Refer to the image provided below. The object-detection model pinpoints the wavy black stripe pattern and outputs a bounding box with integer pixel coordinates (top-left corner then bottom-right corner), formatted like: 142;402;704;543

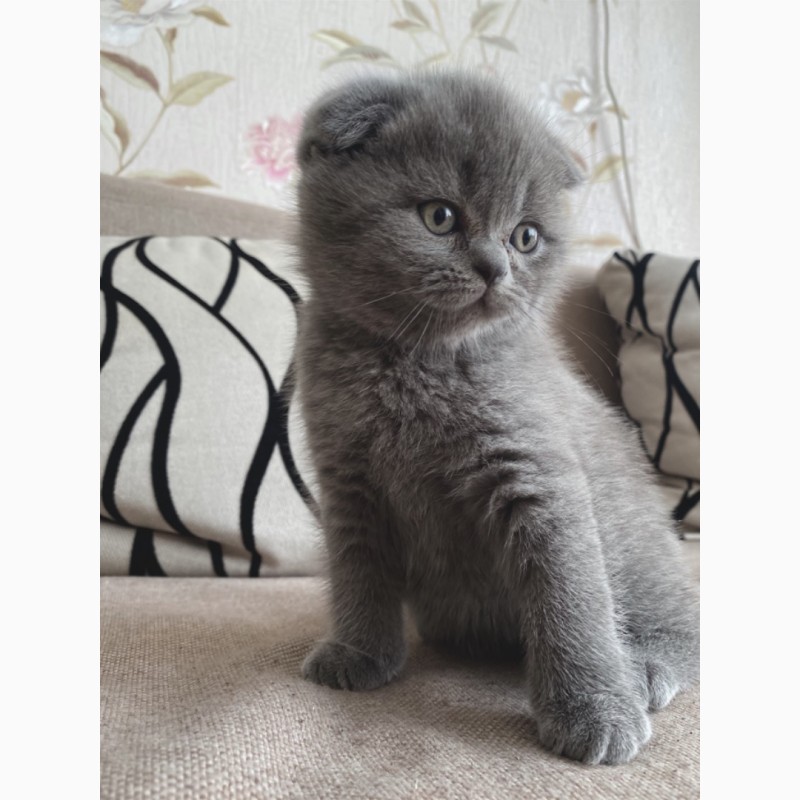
673;480;700;528
101;366;166;525
135;238;275;577
222;240;319;518
102;240;227;576
100;236;316;577
100;240;131;369
212;241;240;313
613;251;700;523
129;528;167;576
616;251;657;337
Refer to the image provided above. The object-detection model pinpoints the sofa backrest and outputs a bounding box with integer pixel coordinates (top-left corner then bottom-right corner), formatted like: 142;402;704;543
100;175;620;405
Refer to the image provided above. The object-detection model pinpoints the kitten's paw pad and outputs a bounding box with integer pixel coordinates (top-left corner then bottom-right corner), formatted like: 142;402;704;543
534;692;652;766
301;640;404;691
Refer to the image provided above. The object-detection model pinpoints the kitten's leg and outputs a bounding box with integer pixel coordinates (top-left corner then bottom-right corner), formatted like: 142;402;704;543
493;464;651;765
589;476;699;711
587;434;700;711
618;541;700;711
302;486;406;691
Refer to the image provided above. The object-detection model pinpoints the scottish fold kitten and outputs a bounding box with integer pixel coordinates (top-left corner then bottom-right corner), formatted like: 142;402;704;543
294;71;698;765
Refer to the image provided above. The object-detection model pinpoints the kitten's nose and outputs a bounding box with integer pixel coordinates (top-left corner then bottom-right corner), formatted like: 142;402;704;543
471;241;509;287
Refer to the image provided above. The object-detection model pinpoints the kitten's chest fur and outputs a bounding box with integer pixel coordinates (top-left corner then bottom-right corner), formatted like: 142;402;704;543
298;311;571;523
306;333;497;470
374;349;486;442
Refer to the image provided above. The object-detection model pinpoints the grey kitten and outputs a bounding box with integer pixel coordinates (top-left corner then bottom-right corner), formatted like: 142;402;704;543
293;70;698;766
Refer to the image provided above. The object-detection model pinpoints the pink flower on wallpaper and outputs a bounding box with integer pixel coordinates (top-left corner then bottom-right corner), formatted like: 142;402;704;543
243;114;302;185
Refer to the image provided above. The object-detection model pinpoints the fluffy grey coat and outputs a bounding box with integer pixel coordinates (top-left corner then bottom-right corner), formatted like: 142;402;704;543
293;70;698;766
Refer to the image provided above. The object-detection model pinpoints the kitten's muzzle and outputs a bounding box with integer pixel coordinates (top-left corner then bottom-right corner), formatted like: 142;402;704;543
471;240;510;288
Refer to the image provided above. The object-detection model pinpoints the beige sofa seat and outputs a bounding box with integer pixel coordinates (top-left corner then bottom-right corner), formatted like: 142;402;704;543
100;176;698;798
101;568;698;800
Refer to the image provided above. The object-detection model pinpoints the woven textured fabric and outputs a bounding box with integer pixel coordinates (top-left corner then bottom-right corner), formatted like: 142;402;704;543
596;251;700;529
101;543;699;800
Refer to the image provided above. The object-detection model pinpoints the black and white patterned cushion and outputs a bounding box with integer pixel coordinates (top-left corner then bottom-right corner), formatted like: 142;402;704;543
100;236;321;576
596;250;700;530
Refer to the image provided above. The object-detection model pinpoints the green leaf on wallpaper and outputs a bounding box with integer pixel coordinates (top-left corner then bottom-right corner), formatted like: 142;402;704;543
127;170;219;189
164;27;178;53
100;90;130;156
392;20;429;34
321;45;397;69
168;72;233;106
478;35;518;53
604;103;629;120
312;29;364;51
470;2;505;34
402;1;432;28
101;51;160;94
591;154;624;183
191;5;230;26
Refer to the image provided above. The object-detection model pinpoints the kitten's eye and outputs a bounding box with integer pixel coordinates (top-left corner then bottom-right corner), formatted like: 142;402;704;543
420;202;457;235
510;223;540;253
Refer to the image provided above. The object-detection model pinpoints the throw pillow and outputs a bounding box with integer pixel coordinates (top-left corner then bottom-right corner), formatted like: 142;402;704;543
100;236;322;576
596;250;700;530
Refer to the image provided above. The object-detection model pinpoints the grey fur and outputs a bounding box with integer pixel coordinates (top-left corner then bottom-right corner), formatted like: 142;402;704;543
294;70;698;766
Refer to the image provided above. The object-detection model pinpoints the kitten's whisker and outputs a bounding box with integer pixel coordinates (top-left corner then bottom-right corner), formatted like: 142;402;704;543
344;286;422;311
386;301;423;341
386;300;426;344
516;307;607;394
560;299;619;322
563;324;620;362
409;307;435;357
393;301;428;343
574;363;604;396
562;325;616;377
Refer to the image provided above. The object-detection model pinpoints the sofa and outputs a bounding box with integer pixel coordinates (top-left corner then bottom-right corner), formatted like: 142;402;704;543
100;174;699;799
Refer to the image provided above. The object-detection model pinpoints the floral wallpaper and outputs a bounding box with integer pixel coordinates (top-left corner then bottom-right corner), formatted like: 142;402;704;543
101;1;233;187
100;0;699;261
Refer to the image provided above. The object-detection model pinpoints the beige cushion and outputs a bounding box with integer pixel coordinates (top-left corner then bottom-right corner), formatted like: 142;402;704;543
100;235;321;576
100;542;698;799
597;251;700;529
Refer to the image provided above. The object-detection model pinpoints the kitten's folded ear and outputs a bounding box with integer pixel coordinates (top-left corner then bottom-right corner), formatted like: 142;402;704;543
299;77;405;163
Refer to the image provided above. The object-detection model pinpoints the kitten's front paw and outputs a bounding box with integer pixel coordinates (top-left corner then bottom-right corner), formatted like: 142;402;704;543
629;631;699;711
534;691;652;766
302;640;405;691
641;661;682;711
